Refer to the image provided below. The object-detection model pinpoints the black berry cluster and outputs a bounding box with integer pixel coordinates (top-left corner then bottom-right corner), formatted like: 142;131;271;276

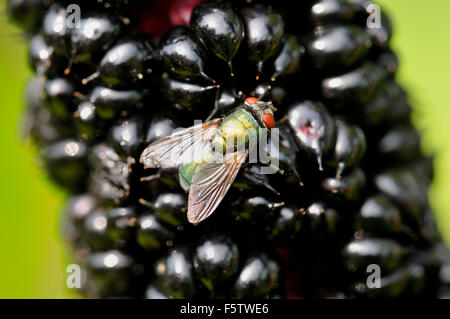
7;0;450;298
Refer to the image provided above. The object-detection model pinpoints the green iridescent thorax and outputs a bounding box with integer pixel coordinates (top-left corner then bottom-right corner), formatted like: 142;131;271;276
212;109;260;152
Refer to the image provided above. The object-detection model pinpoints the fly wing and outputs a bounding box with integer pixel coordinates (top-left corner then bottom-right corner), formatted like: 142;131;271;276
187;149;248;224
140;119;221;169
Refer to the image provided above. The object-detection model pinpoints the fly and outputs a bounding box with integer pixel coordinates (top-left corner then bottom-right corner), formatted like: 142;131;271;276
140;97;277;224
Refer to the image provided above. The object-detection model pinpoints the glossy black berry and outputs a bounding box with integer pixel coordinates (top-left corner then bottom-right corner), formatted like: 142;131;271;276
146;192;188;227
327;120;366;177
322;167;366;202
61;194;96;246
193;235;240;292
232;196;283;222
232;253;280;298
42;4;70;54
90;86;146;119
23;77;70;145
306;202;339;235
70;12;122;63
355;194;404;235
159;26;213;82
322;62;386;106
74;100;98;141
307;0;358;26
7;0;47;33
106;206;137;245
272;34;304;79
267;205;302;242
41;139;88;191
93;39;153;88
241;6;284;73
342;237;405;273
154;247;196;299
137;212;175;251
108;117;144;159
377;125;421;162
146;116;176;143
374;169;427;226
29;34;57;75
306;25;371;70
83;208;113;251
161;74;218;111
191;1;244;72
287;100;336;169
42;77;76;119
88;144;131;206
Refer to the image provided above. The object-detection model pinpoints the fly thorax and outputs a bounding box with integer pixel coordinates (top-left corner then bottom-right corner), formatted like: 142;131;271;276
213;109;260;153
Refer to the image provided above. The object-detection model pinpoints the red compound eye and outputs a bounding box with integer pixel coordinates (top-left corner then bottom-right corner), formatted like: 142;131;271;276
245;97;260;104
262;113;275;129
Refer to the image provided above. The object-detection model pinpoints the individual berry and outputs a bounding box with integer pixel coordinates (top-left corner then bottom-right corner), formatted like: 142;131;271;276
240;6;284;73
70;12;122;63
232;196;283;223
22;77;70;145
42;4;70;54
154;246;196;298
83;209;112;251
306;202;339;235
144;192;188;227
84;38;154;88
267;205;303;242
377;125;421;163
272;34;304;80
232;253;281;298
106;206;137;245
306;25;372;71
107;117;145;159
145;284;170;299
41;139;88;191
61;194;97;246
88;144;132;206
73;100;99;141
307;0;358;26
42;77;76;119
193;234;240;293
86;249;142;297
28;34;57;75
159;26;213;82
322;62;386;107
326;119;366;177
376;50;399;78
89;86;146;119
161;74;218;111
374;169;427;227
190;1;244;73
137;212;175;251
7;0;48;33
342;237;405;273
287;100;336;170
145;116;176;143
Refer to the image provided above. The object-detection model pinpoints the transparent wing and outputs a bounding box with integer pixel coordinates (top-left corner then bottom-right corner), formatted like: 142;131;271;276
187;149;248;224
140;119;221;169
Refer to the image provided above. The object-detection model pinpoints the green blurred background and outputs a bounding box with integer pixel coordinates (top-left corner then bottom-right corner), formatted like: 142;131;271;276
0;0;449;298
